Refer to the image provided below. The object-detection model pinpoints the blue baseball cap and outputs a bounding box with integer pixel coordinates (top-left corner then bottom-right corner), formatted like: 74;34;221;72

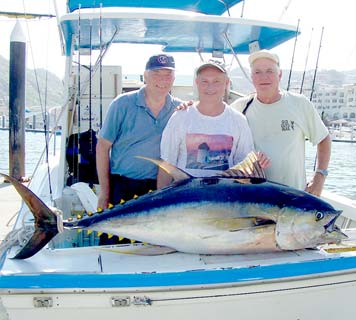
145;54;175;71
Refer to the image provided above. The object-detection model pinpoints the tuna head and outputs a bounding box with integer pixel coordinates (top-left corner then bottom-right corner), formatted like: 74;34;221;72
275;207;346;250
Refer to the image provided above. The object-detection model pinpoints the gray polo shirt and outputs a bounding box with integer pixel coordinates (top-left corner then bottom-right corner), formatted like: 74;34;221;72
99;87;182;179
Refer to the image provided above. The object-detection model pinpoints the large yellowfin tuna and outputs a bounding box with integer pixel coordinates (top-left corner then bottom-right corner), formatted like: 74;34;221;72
0;153;346;259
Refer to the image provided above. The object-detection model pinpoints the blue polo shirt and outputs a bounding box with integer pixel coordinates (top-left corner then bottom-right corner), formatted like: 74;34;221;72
99;87;182;179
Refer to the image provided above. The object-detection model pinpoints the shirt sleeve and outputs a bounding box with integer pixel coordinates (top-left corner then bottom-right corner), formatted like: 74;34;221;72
160;111;185;165
99;95;126;143
301;97;329;145
232;113;255;164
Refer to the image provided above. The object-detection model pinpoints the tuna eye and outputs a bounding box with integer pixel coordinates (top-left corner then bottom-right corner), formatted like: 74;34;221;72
315;212;324;221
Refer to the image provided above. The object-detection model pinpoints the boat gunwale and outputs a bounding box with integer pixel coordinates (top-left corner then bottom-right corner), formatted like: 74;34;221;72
1;251;356;291
0;264;356;295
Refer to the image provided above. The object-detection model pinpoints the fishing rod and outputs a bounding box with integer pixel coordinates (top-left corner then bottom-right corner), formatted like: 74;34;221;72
76;5;82;183
286;19;300;91
300;28;314;94
89;20;93;132
99;3;103;128
87;18;95;188
310;27;324;101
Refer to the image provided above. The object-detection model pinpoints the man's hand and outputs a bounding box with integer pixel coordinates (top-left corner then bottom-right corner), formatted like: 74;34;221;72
256;151;270;169
305;173;326;197
175;100;194;111
97;192;110;211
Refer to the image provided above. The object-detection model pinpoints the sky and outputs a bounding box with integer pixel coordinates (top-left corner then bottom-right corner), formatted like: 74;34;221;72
0;0;355;79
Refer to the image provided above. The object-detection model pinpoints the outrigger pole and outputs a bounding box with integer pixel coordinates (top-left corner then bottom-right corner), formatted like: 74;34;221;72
309;27;324;101
286;19;299;91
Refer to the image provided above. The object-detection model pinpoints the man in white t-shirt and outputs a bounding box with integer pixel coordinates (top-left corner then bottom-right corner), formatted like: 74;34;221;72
231;50;331;196
157;60;269;188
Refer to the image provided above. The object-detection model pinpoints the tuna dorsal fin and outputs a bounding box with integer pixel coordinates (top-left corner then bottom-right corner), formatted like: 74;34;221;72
137;157;191;183
220;151;266;179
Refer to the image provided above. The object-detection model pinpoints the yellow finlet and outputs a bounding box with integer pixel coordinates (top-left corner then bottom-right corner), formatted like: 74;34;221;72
119;236;124;241
130;239;136;244
97;231;103;237
97;207;103;213
87;230;93;235
120;199;125;204
108;203;114;209
133;194;139;199
107;233;114;239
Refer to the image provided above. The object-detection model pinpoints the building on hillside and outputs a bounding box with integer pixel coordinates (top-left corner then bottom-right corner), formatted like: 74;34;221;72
311;84;356;121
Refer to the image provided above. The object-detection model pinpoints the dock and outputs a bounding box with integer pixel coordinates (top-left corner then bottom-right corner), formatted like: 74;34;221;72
0;177;22;242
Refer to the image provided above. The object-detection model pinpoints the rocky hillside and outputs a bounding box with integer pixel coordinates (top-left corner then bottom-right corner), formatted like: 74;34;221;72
0;55;64;109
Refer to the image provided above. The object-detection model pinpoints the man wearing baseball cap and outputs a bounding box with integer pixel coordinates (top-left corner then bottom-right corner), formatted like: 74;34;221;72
157;59;270;188
231;49;331;196
96;53;182;243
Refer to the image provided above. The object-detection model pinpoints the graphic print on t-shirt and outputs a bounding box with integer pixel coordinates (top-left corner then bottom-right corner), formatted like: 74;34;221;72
186;133;233;171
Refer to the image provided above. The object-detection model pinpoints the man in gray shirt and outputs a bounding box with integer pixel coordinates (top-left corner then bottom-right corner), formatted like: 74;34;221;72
96;54;181;219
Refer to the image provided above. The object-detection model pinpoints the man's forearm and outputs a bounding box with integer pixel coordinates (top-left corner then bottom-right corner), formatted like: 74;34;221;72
316;134;331;171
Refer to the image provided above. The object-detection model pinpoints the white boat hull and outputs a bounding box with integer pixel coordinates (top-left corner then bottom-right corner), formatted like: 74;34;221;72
1;269;356;319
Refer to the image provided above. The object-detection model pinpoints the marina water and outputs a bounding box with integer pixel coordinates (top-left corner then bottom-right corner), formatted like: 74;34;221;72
0;130;355;200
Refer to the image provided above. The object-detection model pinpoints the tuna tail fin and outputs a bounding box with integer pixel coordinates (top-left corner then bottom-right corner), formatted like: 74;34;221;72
220;151;266;179
0;173;60;259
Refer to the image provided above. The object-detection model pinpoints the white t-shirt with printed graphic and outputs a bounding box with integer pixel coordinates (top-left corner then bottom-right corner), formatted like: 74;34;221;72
231;91;329;189
160;104;254;177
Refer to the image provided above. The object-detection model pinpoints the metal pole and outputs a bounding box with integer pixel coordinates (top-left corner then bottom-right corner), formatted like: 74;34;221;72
9;21;26;180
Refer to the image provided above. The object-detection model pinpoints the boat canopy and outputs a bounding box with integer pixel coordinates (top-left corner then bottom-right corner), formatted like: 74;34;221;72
66;0;244;15
60;10;298;56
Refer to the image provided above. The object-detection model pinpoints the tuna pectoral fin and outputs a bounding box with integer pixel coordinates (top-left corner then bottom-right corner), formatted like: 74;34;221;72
0;173;60;259
208;217;257;230
207;217;274;231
